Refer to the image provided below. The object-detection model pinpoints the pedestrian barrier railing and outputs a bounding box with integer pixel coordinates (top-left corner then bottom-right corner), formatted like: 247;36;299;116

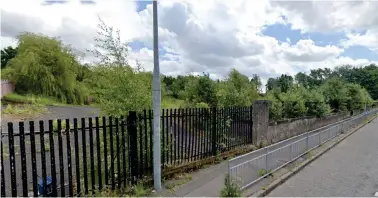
228;109;378;191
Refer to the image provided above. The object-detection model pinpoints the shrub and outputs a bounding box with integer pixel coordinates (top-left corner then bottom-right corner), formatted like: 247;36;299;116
220;173;242;197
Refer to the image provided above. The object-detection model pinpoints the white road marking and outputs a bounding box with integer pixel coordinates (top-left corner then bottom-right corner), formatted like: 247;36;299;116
374;192;378;197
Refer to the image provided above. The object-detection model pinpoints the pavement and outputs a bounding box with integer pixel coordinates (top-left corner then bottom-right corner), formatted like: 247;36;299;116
267;117;378;197
154;115;359;197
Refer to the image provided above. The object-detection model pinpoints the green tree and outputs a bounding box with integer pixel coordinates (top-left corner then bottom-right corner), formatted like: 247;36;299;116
295;72;311;89
266;74;294;93
250;74;262;92
266;77;279;92
216;69;259;107
302;88;331;117
335;64;378;100
185;73;217;107
85;18;152;116
1;46;18;69
2;32;88;104
278;87;307;118
320;77;348;111
264;91;283;121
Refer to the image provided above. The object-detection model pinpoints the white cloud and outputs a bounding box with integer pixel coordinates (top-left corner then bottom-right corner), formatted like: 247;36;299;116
280;39;343;62
341;31;378;52
272;1;378;53
0;0;377;86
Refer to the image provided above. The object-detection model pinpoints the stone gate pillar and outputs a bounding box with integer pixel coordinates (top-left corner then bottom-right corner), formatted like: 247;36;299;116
252;100;269;145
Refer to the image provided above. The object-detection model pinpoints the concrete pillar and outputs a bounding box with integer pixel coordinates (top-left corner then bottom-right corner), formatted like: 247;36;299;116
252;100;269;145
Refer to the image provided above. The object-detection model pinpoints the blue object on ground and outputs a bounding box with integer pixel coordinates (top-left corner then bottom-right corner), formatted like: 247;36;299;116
38;176;53;196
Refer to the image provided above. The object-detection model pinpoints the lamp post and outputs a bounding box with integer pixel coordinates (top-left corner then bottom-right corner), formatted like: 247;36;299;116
152;0;162;191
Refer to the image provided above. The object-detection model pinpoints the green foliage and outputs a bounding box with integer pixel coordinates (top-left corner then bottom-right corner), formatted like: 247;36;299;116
185;73;217;107
216;69;259;108
161;96;186;109
1;46;18;69
264;91;283;121
133;182;146;197
220;174;242;197
335;64;378;100
266;74;294;93
279;87;307;118
2;32;88;105
2;104;47;116
85;19;152;116
2;93;63;106
85;65;152;116
250;74;262;92
3;17;375;125
303;88;331;117
320;77;348;111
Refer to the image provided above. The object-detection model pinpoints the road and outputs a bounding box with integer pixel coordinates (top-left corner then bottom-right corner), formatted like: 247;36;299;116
267;117;378;197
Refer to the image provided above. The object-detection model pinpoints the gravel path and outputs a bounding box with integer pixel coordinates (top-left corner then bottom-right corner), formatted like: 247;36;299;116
268;117;378;197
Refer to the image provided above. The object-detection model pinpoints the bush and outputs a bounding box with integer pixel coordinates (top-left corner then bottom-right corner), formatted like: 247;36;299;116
279;87;307;118
264;91;283;121
220;174;242;197
303;88;331;117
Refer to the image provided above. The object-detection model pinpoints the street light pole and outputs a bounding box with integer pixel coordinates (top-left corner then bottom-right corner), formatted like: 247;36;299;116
152;0;162;191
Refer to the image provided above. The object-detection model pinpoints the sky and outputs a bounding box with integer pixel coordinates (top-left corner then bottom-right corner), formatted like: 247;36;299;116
1;0;378;87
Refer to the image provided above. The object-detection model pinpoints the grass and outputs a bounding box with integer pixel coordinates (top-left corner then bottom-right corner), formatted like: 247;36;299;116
163;173;193;191
161;97;186;109
90;181;150;197
2;93;64;106
2;103;48;116
305;150;314;159
257;169;268;177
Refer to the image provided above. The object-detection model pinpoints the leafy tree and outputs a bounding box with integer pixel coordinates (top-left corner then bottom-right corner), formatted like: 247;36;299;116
2;32;88;104
266;74;294;93
264;91;283;121
250;74;262;92
216;69;259;107
295;72;311;89
335;64;378;100
309;68;333;87
266;78;279;92
302;88;331;117
185;73;217;107
85;18;152;116
1;46;18;69
320;77;348;111
278;87;307;118
278;74;294;93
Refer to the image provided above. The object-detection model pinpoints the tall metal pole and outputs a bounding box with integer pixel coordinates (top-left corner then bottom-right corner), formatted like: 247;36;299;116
152;0;162;191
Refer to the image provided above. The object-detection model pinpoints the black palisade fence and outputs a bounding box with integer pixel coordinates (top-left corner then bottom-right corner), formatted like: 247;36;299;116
0;106;253;197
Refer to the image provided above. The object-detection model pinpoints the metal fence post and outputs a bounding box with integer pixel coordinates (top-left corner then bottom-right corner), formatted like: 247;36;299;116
328;128;330;140
249;105;253;144
306;132;309;150
289;143;292;161
265;147;268;172
212;107;217;156
128;111;138;184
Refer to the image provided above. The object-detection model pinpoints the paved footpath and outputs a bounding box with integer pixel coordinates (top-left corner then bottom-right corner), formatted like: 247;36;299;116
268;117;378;197
155;116;356;197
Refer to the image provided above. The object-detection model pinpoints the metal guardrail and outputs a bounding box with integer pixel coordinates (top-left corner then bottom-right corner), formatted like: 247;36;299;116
228;109;378;190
